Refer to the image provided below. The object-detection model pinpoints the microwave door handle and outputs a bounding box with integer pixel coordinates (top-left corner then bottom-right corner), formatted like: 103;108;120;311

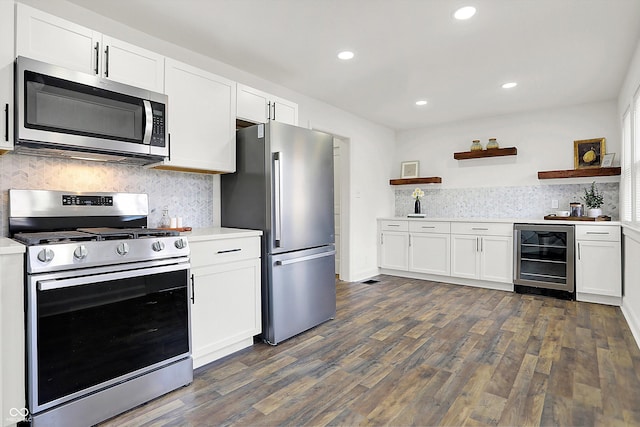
142;100;153;145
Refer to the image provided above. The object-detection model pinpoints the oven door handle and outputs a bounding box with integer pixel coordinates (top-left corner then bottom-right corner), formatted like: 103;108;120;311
37;262;190;291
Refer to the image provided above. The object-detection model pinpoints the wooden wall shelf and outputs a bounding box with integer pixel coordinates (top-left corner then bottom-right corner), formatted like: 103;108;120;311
537;167;621;180
453;147;517;160
389;177;442;185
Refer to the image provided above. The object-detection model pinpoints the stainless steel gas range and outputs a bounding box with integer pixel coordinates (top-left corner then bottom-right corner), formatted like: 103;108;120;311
9;189;193;427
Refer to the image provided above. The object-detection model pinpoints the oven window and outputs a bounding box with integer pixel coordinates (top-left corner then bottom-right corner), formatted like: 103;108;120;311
25;70;144;143
36;269;189;405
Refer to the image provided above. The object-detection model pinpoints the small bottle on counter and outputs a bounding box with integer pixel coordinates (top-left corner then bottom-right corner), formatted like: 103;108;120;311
470;139;483;151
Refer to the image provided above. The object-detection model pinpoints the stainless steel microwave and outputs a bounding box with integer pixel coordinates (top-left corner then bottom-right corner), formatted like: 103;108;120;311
15;56;168;165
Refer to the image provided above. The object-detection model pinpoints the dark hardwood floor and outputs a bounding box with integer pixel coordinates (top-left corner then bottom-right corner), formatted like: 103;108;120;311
100;275;640;426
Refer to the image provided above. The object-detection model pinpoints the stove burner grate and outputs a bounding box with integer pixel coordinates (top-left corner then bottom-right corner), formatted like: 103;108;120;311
13;231;97;246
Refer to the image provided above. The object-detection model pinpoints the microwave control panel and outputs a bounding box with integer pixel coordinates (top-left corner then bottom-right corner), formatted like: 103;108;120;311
150;102;166;147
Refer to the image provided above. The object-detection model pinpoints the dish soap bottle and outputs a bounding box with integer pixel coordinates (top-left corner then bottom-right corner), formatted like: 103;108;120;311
159;207;171;228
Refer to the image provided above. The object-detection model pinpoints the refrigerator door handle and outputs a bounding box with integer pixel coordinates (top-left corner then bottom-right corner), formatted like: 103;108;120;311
273;151;282;247
275;250;336;266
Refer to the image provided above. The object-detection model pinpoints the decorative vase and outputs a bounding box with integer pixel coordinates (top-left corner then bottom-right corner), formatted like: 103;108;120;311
587;208;602;218
414;199;421;214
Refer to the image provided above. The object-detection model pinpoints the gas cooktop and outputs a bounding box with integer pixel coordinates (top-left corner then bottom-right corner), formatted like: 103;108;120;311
13;227;179;246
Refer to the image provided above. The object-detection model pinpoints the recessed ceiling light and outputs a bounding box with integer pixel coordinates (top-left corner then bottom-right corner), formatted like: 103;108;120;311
501;82;518;89
337;51;354;60
454;6;476;20
415;100;428;106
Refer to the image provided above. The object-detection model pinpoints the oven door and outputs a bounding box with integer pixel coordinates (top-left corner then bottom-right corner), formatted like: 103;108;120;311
26;260;190;414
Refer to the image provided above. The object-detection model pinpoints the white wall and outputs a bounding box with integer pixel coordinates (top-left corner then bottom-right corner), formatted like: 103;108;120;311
617;37;640;347
14;0;396;282
395;101;620;189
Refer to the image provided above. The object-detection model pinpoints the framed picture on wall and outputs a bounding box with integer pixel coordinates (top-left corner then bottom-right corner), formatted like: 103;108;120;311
400;161;419;179
574;137;606;169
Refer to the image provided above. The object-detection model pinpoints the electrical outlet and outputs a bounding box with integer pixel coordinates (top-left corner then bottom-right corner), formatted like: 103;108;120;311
551;199;559;209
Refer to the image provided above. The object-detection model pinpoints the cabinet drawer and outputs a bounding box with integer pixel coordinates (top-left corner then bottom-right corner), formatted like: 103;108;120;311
190;237;261;268
451;222;512;237
409;221;450;234
380;220;408;232
575;225;620;242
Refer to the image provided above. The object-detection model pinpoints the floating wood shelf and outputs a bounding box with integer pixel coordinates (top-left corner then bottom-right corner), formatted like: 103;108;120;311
389;177;442;185
453;147;517;160
537;167;621;180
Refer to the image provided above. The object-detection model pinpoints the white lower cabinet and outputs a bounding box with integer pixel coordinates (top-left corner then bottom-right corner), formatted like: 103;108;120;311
450;222;513;284
575;225;622;305
409;221;451;276
189;233;261;369
378;220;409;270
1;247;25;427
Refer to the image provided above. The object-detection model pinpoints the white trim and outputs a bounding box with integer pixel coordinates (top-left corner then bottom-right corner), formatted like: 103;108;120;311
378;268;514;292
576;292;621;306
622;302;640;350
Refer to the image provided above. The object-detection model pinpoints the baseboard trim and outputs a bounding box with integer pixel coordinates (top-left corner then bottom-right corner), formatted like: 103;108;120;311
378;269;514;292
622;300;640;350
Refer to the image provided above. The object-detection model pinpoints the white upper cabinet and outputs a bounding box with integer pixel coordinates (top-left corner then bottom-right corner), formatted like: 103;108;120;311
0;0;14;153
237;83;298;126
16;4;164;93
158;58;236;173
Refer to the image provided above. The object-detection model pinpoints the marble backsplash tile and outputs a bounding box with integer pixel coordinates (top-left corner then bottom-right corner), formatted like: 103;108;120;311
0;153;214;237
394;183;620;220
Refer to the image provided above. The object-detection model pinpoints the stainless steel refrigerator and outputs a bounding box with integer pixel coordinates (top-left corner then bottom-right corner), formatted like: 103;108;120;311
221;121;336;345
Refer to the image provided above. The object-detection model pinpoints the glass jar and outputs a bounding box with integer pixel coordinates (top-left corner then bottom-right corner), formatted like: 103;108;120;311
486;138;499;149
159;207;171;228
470;140;483;151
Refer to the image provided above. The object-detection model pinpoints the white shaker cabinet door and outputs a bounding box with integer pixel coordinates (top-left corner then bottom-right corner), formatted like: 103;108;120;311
16;3;100;75
479;235;513;283
162;59;236;173
191;259;261;368
379;231;409;270
101;36;164;92
409;233;450;276
0;0;14;153
576;240;621;297
451;234;479;279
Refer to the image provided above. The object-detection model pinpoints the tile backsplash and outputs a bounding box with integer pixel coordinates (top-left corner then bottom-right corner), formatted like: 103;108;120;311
0;153;214;237
394;183;620;219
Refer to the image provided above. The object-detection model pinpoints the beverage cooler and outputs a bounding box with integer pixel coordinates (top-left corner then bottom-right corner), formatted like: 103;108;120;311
514;223;575;298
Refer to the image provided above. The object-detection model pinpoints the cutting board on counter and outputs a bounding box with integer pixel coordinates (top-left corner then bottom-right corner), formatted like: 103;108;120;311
543;215;611;221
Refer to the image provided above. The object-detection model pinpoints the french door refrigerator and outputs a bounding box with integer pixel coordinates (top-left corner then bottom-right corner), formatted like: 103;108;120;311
221;121;335;345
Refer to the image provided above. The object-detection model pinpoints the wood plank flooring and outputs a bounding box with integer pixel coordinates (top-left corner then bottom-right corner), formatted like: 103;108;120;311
100;275;640;426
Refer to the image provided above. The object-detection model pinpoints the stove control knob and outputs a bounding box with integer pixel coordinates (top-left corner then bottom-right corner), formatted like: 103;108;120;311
73;245;88;260
152;241;165;252
116;242;130;256
37;248;54;263
174;238;188;249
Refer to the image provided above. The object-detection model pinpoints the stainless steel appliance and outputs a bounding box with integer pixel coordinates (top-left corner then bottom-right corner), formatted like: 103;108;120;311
221;121;335;345
15;56;168;165
514;223;575;298
9;189;192;427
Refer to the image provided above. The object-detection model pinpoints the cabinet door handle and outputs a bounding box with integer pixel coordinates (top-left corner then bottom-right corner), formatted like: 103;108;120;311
104;45;110;77
267;101;272;120
476;237;479;252
168;133;171;161
421;226;436;229
409;235;411;247
585;231;609;235
190;273;195;304
94;42;99;74
387;224;400;227
217;248;241;254
577;242;581;260
272;102;276;121
4;103;8;142
381;234;384;245
472;227;488;231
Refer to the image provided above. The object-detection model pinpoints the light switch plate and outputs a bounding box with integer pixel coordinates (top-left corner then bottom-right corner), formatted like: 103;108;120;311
551;199;559;209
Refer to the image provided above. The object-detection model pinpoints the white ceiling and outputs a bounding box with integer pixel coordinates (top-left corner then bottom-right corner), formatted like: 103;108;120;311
66;0;640;131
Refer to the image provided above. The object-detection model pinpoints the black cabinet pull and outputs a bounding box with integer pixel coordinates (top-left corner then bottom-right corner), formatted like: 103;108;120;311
190;273;195;304
4;103;8;142
104;45;110;77
272;102;276;120
168;133;171;161
94;42;99;74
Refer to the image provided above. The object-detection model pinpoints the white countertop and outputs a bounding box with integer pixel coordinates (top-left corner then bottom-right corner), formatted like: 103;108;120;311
0;237;26;255
378;217;622;226
181;227;263;242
